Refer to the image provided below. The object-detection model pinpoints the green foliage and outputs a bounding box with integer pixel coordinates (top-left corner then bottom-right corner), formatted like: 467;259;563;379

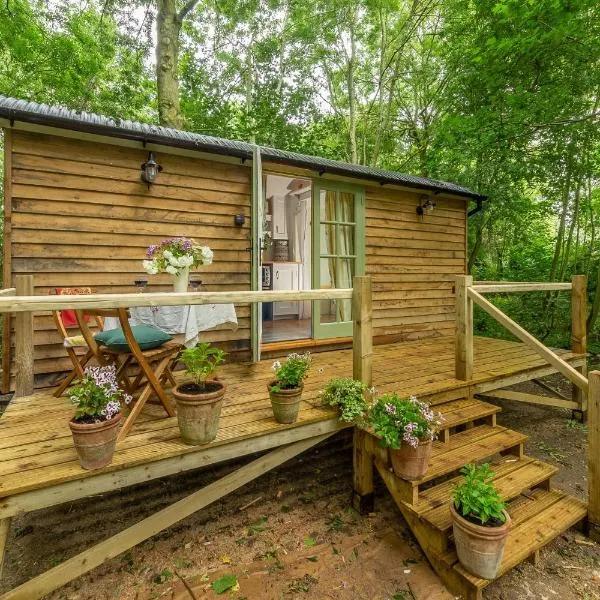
179;343;226;391
368;393;443;450
320;377;369;424
211;574;237;594
270;352;311;392
453;464;506;526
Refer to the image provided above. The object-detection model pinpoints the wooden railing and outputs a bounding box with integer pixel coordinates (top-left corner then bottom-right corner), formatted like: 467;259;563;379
1;275;373;399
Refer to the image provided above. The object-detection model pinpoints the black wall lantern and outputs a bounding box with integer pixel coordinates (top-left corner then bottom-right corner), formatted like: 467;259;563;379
141;152;163;187
234;214;246;226
416;196;436;217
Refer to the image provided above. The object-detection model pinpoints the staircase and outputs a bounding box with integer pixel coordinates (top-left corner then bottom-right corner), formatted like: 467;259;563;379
369;397;587;600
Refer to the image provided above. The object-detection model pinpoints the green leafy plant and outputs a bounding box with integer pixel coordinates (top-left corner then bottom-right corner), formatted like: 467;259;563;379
211;574;237;594
321;377;369;423
179;342;226;392
453;463;506;526
270;352;312;392
368;393;443;449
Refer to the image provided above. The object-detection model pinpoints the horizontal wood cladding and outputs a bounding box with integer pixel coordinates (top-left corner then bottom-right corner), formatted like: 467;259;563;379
365;186;466;342
6;131;253;388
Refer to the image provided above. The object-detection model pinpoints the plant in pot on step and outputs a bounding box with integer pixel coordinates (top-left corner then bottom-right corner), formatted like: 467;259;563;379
369;393;443;480
320;377;370;424
68;365;132;470
268;352;312;424
173;342;227;445
451;463;511;580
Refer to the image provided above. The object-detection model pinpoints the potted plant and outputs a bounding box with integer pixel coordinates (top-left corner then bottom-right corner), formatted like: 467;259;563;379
451;463;511;579
369;393;443;480
321;377;370;424
68;365;131;470
142;237;213;292
268;352;312;424
173;342;226;444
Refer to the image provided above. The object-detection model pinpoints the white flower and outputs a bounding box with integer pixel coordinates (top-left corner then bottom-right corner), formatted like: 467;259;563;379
200;246;213;265
163;249;174;260
167;254;181;267
272;360;281;372
165;265;178;275
142;259;159;275
179;254;194;267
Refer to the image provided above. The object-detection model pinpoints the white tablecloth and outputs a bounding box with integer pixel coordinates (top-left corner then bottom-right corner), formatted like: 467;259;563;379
104;304;238;347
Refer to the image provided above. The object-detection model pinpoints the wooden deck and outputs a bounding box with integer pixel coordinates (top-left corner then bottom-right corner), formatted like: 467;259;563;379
0;335;585;516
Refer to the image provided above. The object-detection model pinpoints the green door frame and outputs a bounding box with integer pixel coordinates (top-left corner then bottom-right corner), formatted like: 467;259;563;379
311;180;365;339
250;147;263;362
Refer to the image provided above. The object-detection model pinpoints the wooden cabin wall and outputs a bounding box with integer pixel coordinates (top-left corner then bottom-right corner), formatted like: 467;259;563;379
364;185;466;344
2;130;252;391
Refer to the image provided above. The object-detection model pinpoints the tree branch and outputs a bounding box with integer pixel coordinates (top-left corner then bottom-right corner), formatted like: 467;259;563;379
177;0;200;24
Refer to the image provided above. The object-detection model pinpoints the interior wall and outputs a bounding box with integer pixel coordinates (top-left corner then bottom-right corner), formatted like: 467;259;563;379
3;130;252;391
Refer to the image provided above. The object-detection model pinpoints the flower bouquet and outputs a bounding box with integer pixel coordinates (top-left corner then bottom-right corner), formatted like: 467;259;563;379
68;365;132;470
142;237;213;291
369;393;443;480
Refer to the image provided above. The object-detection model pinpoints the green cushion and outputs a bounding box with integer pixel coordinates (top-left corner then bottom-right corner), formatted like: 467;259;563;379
94;325;172;352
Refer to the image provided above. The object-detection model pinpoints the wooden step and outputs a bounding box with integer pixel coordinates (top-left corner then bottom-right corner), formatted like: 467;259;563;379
449;488;587;597
437;398;501;442
412;455;558;533
376;425;528;505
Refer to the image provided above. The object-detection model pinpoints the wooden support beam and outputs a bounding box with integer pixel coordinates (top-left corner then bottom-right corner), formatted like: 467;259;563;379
472;282;572;294
571;275;588;418
586;371;600;541
14;275;34;398
532;378;570;401
352;275;373;387
455;275;473;381
0;518;11;579
480;389;580;411
468;287;588;393
0;433;334;600
352;428;374;514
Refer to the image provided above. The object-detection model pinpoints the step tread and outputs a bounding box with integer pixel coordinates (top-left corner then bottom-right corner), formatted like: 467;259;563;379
450;489;587;589
412;455;558;531
437;398;501;431
414;425;527;486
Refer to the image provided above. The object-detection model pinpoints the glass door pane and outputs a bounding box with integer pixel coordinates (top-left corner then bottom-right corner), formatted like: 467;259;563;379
312;182;364;339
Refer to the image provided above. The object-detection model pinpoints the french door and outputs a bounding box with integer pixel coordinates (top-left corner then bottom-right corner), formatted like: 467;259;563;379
312;181;365;339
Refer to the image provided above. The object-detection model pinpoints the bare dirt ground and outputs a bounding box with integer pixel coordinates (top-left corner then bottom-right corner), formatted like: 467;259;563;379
2;373;600;600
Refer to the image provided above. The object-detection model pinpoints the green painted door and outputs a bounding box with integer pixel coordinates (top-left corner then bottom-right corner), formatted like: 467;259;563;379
312;181;365;339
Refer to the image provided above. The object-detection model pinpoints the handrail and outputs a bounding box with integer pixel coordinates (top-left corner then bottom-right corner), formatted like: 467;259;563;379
0;288;16;297
468;286;588;393
0;288;354;314
472;282;572;293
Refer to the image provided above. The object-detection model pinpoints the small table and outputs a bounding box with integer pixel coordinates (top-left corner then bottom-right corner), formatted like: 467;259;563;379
104;304;238;347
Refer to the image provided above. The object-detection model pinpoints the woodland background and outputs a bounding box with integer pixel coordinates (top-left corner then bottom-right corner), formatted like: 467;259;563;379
0;0;599;350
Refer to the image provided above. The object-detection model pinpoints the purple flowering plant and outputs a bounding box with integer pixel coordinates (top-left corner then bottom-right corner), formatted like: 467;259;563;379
69;365;132;423
270;352;312;392
369;393;443;450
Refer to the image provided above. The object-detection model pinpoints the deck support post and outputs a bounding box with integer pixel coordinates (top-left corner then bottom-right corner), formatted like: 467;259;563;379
571;275;588;421
14;275;34;398
0;517;11;579
352;276;374;514
586;371;600;541
455;275;473;381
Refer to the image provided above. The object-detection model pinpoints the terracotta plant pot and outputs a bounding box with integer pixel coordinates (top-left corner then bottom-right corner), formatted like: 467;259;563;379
450;502;511;579
268;380;303;424
69;412;122;470
173;380;226;445
389;438;432;480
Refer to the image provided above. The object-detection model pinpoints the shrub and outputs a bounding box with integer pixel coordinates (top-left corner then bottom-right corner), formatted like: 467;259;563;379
179;342;226;392
321;377;369;423
453;463;506;525
368;393;443;449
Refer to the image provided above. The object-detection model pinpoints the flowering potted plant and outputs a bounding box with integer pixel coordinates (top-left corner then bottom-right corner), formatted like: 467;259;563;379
142;237;213;292
268;352;312;424
173;342;226;444
369;393;443;480
321;377;370;424
68;365;131;470
451;463;511;579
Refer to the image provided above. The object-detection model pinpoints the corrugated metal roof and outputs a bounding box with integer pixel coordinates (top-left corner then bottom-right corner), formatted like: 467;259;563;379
0;95;485;200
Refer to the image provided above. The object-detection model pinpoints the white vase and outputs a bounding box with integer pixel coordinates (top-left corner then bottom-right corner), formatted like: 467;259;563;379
173;266;189;292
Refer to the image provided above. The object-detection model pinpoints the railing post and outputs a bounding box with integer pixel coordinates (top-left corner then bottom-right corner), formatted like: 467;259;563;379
352;275;374;515
455;275;473;381
587;371;600;540
572;275;588;420
14;274;34;397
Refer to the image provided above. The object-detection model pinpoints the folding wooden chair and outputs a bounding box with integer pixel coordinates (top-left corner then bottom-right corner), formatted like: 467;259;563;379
75;308;182;442
52;288;104;398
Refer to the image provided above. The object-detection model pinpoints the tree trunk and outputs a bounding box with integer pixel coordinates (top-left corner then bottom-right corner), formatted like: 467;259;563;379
347;6;358;164
156;0;184;128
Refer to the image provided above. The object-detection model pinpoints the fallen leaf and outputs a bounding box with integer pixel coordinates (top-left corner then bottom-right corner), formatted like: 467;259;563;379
212;574;238;594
